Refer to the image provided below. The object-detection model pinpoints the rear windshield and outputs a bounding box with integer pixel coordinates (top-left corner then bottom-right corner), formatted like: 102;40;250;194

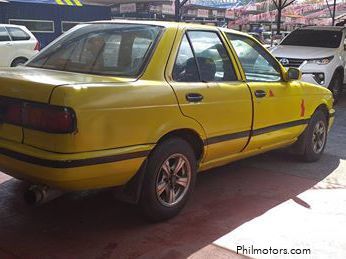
27;24;162;77
281;29;342;48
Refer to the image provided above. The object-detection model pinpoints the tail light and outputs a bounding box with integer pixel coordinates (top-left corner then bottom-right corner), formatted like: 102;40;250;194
0;97;76;134
34;41;41;51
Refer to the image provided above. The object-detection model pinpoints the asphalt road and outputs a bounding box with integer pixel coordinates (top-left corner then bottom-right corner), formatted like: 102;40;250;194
1;97;346;259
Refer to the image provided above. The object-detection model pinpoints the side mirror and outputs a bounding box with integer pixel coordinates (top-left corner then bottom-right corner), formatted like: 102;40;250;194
286;67;302;81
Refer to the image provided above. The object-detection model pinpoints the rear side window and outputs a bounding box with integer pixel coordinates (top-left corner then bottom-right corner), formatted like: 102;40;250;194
27;24;162;77
173;35;200;82
0;27;10;41
7;27;31;41
173;31;237;82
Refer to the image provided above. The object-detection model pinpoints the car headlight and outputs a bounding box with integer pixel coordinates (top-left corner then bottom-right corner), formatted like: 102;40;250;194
307;56;334;65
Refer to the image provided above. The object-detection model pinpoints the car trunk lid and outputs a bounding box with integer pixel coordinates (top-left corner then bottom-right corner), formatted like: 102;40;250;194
0;67;134;144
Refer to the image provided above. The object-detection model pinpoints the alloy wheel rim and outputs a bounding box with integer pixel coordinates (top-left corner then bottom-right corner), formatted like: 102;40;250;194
156;154;191;207
312;120;326;154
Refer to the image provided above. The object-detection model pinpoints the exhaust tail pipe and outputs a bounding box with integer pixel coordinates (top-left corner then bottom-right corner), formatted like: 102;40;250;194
24;185;64;205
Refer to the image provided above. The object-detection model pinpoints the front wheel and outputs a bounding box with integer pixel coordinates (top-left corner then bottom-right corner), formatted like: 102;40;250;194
300;110;328;162
139;137;197;222
328;73;343;103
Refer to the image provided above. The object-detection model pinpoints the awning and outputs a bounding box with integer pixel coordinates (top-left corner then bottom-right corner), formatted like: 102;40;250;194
8;0;83;6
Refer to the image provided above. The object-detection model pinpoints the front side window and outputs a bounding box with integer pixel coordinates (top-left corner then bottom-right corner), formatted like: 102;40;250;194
0;27;10;42
227;33;282;82
6;27;30;41
27;24;162;77
173;31;237;82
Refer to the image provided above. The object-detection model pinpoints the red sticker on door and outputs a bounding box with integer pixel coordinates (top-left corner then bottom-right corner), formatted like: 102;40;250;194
300;99;305;117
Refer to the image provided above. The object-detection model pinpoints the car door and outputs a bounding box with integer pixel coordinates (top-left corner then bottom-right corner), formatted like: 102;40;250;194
225;32;306;150
166;28;253;165
0;26;12;67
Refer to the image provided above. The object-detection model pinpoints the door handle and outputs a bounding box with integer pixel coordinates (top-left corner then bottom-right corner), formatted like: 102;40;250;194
254;90;266;98
186;93;204;103
5;42;11;46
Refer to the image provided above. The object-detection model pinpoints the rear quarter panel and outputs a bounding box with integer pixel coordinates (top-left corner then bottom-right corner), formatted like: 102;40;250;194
9;40;38;64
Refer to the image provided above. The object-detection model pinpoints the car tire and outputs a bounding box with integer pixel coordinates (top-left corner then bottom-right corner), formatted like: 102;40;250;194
328;73;343;103
11;57;28;67
300;110;328;162
139;137;197;222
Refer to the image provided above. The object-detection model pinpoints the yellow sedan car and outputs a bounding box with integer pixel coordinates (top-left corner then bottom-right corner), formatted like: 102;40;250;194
0;21;334;221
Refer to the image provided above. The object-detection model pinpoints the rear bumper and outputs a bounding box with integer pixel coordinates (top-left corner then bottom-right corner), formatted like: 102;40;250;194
0;138;152;190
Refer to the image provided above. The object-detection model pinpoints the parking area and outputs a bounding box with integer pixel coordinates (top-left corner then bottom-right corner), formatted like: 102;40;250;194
0;96;345;259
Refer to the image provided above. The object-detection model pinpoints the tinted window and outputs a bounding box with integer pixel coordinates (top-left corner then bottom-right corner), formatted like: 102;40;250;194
173;35;200;82
228;34;281;82
62;22;80;33
7;27;30;41
281;29;342;48
28;24;162;77
0;27;10;42
188;31;237;82
9;19;54;33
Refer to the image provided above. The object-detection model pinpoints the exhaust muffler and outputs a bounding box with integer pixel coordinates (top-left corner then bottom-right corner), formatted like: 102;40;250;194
24;185;64;205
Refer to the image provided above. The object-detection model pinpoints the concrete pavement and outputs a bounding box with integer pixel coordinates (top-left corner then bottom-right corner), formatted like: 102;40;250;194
1;99;346;259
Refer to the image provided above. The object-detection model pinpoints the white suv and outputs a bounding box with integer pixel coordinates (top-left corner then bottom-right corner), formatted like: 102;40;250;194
271;26;346;101
0;24;40;67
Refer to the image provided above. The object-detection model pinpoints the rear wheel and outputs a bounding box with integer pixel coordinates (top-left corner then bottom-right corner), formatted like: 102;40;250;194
328;73;343;103
300;110;328;162
139;137;197;221
11;57;28;67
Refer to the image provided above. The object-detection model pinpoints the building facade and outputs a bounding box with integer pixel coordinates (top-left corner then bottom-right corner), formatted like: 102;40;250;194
0;0;111;47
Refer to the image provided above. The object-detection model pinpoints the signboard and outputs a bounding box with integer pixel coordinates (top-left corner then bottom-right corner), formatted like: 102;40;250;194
150;5;161;13
225;10;235;19
246;5;257;11
187;9;197;16
120;3;136;14
197;9;209;18
111;6;119;14
217;11;225;18
162;4;174;15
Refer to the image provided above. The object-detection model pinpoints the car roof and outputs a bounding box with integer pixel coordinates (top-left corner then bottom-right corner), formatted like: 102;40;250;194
89;19;245;36
298;26;345;32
